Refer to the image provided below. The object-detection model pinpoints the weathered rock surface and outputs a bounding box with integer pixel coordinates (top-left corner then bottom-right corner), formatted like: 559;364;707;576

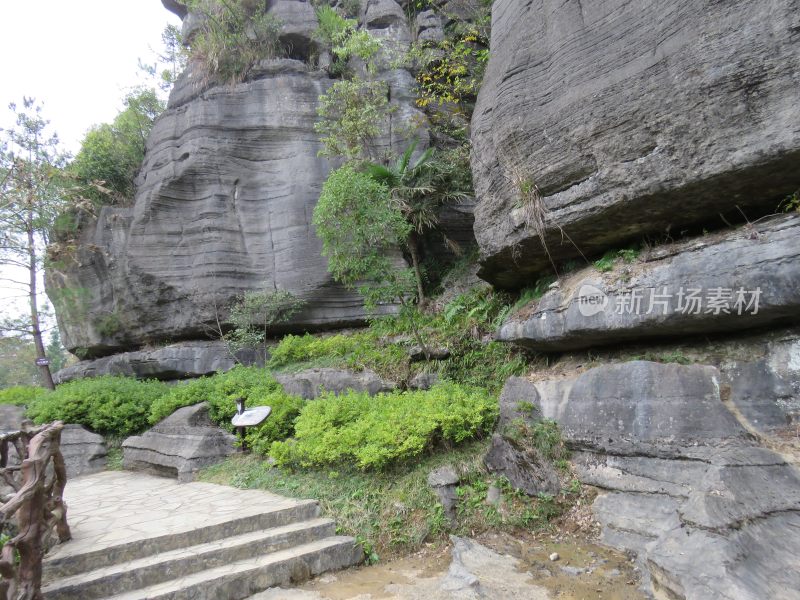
471;0;800;287
275;368;395;399
500;360;800;599
48;61;364;358
498;215;800;351
719;330;800;435
386;536;550;599
0;405;25;433
53;340;261;383
60;424;107;477
48;1;427;359
428;465;460;525
253;536;551;599
123;402;236;482
483;434;560;496
496;376;539;431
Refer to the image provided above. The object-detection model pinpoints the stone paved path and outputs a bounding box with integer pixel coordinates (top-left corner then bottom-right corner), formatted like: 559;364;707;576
46;471;305;561
42;471;362;599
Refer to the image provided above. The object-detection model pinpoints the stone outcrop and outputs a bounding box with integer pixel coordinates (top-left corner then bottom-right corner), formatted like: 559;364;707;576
483;434;560;496
47;0;426;359
122;402;236;482
471;0;800;287
0;415;106;478
499;360;800;599
499;215;800;351
275;368;395;399
53;341;261;384
60;425;107;477
0;405;25;433
427;465;460;526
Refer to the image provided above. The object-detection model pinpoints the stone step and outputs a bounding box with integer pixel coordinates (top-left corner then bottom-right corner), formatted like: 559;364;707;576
43;497;321;580
104;536;363;600
42;518;337;600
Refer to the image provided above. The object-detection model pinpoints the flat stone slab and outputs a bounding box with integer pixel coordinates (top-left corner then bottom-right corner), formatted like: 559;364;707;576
498;215;800;351
53;340;261;384
45;471;318;569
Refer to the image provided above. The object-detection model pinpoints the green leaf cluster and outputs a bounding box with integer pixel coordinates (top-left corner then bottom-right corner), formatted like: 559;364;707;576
26;376;169;436
0;385;49;406
314;6;382;76
269;382;498;470
224;289;305;357
68;88;165;206
185;0;283;85
312;164;415;307
147;366;306;451
268;332;408;378
314;80;391;161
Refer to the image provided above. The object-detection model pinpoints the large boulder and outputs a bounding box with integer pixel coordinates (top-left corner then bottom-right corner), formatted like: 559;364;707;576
60;425;107;477
499;360;800;599
122;402;236;482
498;214;800;351
471;0;800;288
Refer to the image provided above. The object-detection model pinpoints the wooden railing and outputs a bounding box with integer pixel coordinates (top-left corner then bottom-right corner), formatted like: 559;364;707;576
0;422;71;600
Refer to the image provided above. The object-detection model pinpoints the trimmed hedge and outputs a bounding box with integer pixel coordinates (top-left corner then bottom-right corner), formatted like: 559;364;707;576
26;376;168;436
270;382;498;470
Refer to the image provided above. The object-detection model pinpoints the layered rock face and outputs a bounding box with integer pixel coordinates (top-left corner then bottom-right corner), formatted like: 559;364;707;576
123;402;236;482
49;62;355;358
500;357;800;599
499;214;800;351
48;0;426;361
471;0;800;288
52;341;262;384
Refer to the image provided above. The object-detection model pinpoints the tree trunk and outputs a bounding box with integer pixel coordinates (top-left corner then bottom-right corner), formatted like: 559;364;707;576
407;232;425;304
27;214;54;390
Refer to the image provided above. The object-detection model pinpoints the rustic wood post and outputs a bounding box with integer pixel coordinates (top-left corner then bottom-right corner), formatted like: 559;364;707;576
0;422;71;600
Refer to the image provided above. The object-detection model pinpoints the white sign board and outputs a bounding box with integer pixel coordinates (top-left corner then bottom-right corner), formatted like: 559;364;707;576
232;406;271;427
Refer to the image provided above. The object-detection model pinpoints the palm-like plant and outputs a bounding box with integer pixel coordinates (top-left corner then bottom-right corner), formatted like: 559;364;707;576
364;140;468;302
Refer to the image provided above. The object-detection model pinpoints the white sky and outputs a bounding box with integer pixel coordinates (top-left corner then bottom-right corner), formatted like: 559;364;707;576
0;1;181;326
0;1;181;153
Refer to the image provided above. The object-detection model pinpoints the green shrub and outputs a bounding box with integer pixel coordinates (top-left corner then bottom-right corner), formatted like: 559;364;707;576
186;0;282;85
27;376;169;436
593;250;616;273
149;366;282;425
245;391;306;455
314;80;392;161
147;367;305;452
0;386;49;406
270;382;497;470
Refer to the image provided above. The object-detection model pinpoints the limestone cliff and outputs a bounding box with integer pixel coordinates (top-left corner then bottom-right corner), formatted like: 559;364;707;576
47;0;427;360
470;0;800;288
475;2;800;597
